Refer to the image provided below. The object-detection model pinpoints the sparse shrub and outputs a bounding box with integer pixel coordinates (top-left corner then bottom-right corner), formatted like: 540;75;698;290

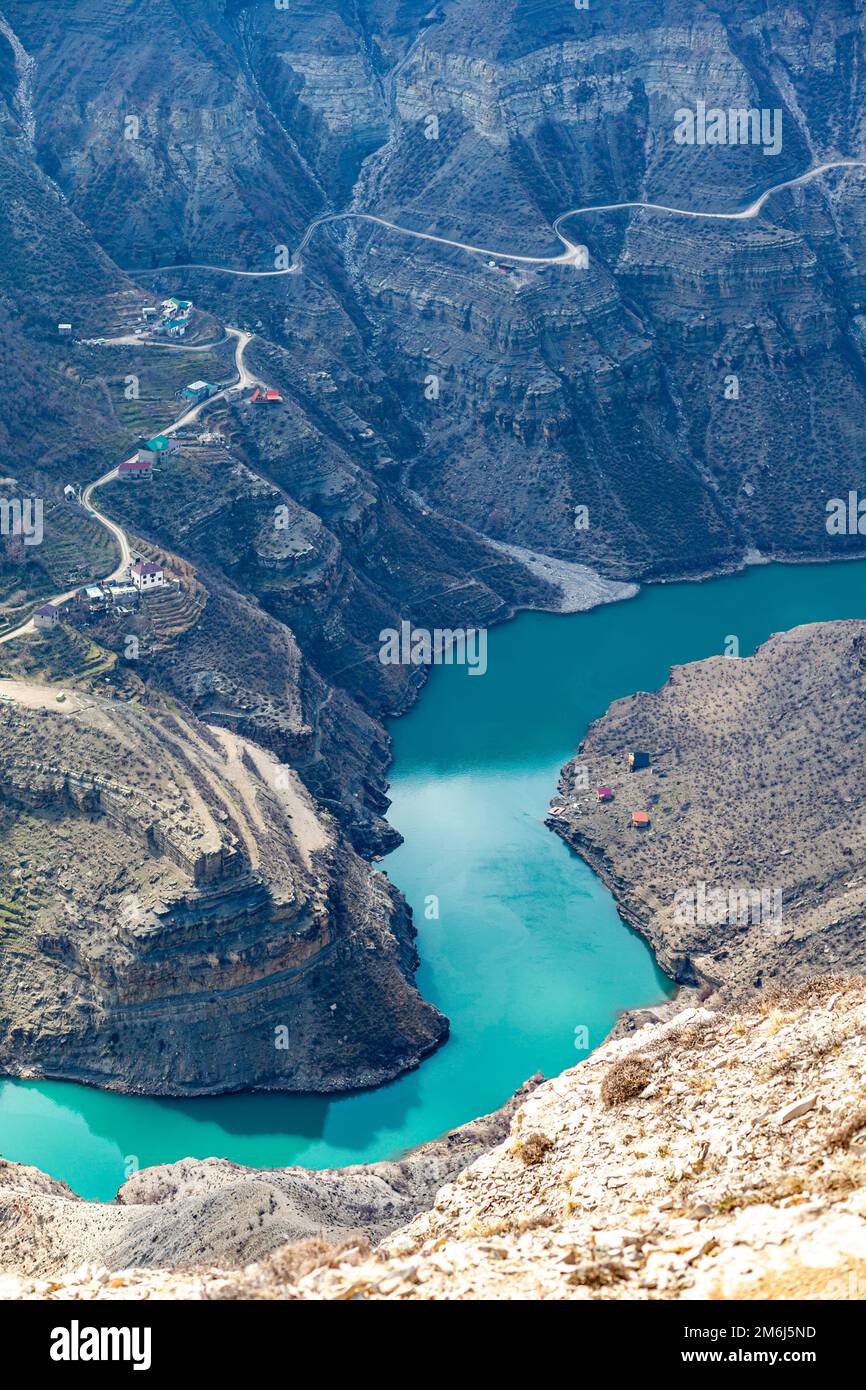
670;1022;708;1049
759;974;860;1016
601;1054;653;1108
513;1130;553;1165
566;1259;627;1289
715;1175;805;1214
258;1237;368;1285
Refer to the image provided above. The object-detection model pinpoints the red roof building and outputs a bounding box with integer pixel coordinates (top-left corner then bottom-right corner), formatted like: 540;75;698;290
131;561;164;592
632;811;650;829
119;456;152;476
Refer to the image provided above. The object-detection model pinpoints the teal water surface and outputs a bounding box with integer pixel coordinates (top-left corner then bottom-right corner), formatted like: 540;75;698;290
1;558;863;1199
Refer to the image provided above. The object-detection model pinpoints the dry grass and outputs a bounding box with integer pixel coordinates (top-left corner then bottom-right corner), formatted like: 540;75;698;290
601;1055;653;1108
758;974;860;1016
512;1131;554;1166
715;1175;806;1214
565;1259;628;1289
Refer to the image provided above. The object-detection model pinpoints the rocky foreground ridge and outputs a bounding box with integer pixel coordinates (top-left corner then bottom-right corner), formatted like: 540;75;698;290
549;620;866;1004
0;1080;540;1283
0;680;445;1094
2;976;865;1299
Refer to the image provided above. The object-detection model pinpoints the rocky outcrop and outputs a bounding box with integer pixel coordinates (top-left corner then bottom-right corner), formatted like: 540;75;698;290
305;976;866;1301
548;620;866;1002
0;684;446;1094
90;408;561;853
0;1076;541;1279
4;978;866;1299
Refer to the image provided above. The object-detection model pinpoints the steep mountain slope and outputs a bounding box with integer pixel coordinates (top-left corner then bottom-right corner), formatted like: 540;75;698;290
4;0;866;769
0;681;445;1093
3;978;865;1300
549;620;866;1004
9;0;866;578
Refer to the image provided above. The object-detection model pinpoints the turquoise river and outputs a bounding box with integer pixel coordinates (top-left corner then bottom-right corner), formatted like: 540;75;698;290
1;558;863;1199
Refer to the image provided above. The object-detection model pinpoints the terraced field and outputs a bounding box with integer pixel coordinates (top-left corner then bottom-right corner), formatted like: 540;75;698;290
0;622;116;688
101;339;237;439
0;502;117;632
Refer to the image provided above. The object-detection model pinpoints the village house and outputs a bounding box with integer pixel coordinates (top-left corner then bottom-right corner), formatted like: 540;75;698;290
141;434;173;455
596;786;614;802
58;323;72;337
108;583;139;607
628;750;651;771
131;561;165;592
182;381;215;403
119;456;152;479
632;810;650;829
34;603;59;631
77;585;106;609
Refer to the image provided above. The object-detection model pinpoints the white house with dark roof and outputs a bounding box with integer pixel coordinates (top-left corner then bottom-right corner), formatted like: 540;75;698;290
130;561;165;592
34;603;59;630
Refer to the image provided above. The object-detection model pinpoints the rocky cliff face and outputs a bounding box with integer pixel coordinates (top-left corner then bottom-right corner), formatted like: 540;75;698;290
4;977;866;1300
0;1076;540;1279
7;0;866;591
548;620;866;1003
0;683;445;1094
4;1;866;849
86;390;563;852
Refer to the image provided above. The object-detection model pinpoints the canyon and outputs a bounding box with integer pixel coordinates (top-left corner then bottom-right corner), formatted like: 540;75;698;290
3;978;865;1300
2;606;866;1299
4;0;866;867
1;0;866;1301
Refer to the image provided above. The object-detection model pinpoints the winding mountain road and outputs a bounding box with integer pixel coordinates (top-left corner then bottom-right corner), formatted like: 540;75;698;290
121;158;866;279
0;329;256;645
6;159;866;646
